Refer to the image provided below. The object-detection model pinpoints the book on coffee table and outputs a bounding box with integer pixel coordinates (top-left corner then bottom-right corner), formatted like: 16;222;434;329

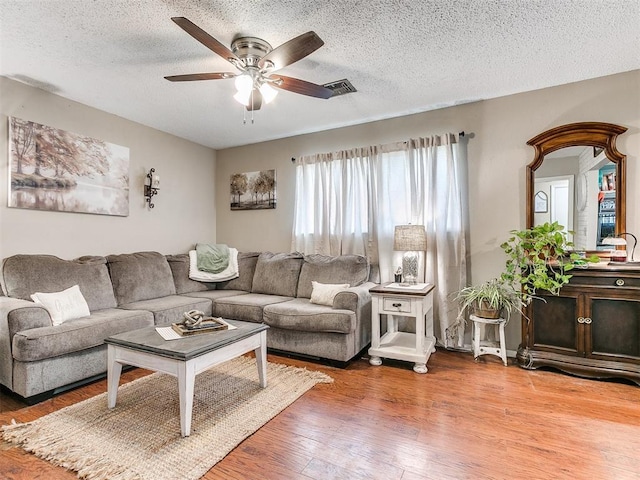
171;317;230;336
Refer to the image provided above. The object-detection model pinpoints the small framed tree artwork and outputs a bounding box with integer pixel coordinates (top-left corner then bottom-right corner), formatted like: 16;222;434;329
230;169;276;210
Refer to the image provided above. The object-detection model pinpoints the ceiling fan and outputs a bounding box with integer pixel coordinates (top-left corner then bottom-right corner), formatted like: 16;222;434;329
165;17;333;112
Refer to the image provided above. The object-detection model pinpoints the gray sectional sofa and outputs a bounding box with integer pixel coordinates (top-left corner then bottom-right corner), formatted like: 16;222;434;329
0;250;374;402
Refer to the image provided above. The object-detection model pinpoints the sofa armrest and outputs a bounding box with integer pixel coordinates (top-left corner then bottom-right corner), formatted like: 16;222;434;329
332;282;375;312
333;282;376;351
0;297;52;389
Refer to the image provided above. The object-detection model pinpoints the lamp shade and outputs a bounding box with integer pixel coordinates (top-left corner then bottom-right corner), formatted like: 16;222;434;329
601;237;627;246
393;225;427;251
234;74;253;94
259;83;278;104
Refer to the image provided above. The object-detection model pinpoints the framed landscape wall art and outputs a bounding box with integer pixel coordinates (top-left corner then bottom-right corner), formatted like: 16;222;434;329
8;117;130;216
230;169;276;210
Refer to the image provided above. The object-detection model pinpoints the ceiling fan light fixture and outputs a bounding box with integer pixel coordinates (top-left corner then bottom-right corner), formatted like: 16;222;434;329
260;83;278;104
233;90;251;106
234;74;253;95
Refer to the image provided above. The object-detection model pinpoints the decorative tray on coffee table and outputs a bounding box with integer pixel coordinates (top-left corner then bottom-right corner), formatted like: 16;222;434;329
171;317;230;336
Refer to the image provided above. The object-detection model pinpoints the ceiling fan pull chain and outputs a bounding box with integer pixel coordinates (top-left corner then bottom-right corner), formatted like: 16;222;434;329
251;89;255;124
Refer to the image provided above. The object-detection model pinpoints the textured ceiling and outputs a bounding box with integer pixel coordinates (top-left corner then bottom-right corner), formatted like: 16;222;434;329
1;1;639;150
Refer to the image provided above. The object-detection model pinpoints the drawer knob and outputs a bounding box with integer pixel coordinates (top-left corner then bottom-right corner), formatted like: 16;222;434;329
392;303;402;308
577;317;585;324
584;317;592;324
615;279;625;286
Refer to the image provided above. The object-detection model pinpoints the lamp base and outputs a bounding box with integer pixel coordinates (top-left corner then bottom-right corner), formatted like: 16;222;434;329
402;251;419;284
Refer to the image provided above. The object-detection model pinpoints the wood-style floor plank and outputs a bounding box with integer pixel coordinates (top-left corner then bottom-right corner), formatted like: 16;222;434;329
1;351;639;480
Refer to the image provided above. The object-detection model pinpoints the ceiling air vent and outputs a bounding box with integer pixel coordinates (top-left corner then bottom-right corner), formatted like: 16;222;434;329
323;79;357;97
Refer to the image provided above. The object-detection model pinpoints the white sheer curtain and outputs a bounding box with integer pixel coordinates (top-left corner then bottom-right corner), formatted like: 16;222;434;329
291;134;467;347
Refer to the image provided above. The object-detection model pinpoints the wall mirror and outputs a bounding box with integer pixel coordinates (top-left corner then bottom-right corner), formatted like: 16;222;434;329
526;122;627;250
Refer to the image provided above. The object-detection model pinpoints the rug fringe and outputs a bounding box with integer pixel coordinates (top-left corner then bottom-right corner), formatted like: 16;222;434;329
3;423;137;480
268;361;334;384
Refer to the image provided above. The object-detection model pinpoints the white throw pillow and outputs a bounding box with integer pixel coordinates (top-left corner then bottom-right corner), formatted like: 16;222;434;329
310;281;350;306
31;285;90;326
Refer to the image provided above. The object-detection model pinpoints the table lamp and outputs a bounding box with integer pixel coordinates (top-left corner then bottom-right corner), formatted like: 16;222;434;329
393;225;427;284
602;232;637;262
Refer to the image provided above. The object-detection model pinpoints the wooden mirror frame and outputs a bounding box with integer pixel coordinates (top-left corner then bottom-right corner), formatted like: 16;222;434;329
526;122;628;232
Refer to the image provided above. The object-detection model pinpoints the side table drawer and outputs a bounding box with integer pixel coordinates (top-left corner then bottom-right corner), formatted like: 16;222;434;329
382;297;414;314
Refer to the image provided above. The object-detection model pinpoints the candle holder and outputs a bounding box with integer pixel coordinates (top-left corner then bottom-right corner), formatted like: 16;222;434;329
144;168;160;208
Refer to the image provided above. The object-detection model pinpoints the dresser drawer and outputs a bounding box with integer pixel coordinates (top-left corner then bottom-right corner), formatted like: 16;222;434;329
569;271;640;288
381;297;414;314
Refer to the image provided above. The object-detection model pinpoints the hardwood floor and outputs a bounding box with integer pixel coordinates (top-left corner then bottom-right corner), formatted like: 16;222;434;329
1;350;639;479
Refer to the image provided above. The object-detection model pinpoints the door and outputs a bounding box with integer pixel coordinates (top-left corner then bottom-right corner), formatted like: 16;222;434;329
534;175;575;242
587;295;640;361
530;292;582;356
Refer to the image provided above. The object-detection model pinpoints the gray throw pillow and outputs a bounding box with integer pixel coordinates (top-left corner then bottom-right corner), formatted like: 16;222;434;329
217;252;261;291
2;254;117;311
107;251;176;305
251;252;304;297
166;254;209;294
297;254;370;298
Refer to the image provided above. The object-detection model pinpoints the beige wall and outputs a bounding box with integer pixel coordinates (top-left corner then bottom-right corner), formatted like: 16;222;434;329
1;71;637;349
0;77;217;260
215;70;640;349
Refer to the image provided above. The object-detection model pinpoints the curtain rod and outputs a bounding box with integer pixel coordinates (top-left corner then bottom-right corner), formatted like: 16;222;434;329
292;131;466;162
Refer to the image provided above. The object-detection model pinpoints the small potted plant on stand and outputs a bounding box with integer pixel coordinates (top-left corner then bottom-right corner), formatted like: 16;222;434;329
453;278;523;365
455;278;524;323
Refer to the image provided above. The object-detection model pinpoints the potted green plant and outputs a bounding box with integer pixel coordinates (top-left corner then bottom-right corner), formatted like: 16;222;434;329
500;221;599;303
455;278;524;321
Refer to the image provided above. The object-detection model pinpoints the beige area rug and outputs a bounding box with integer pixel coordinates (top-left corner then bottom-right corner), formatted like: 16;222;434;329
2;356;332;480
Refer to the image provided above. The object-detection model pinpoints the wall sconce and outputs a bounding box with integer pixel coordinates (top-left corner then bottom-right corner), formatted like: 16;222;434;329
144;168;160;208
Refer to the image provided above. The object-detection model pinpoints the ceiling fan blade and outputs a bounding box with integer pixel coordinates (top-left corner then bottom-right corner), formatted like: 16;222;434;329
258;31;324;71
171;17;241;66
246;89;263;111
164;72;235;82
271;75;333;99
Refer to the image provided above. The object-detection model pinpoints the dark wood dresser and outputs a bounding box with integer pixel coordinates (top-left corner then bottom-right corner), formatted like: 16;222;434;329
517;264;640;385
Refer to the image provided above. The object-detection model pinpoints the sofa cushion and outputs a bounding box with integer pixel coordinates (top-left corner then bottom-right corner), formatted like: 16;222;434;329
166;254;209;294
181;290;248;315
297;254;369;299
2;254;117;311
107;252;176;305
263;298;356;334
118;295;212;326
11;308;154;362
217;252;261;291
251;252;304;297
215;293;291;323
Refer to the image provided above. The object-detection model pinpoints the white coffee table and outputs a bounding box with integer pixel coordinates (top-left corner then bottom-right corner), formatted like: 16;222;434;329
105;320;269;437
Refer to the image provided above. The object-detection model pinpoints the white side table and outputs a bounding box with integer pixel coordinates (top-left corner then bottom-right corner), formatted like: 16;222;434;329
368;282;436;373
470;314;507;366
